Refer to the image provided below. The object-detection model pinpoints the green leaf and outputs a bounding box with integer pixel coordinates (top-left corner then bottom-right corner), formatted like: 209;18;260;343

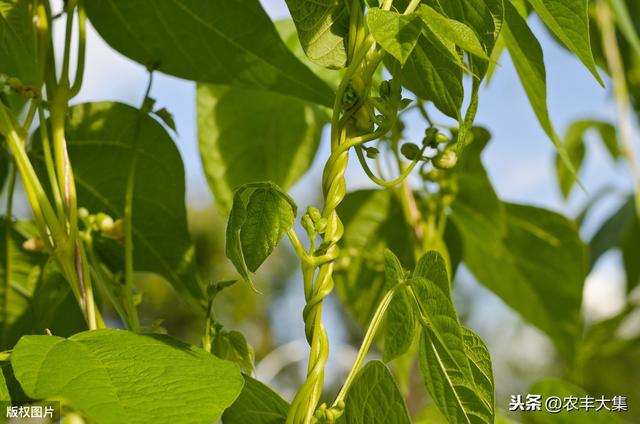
412;251;494;424
382;250;415;362
0;219;85;349
461;327;494;416
423;0;503;76
275;19;343;89
197;83;324;214
525;379;622;423
339;361;411;424
226;182;297;289
610;0;640;57
32;102;205;309
416;5;490;60
450;127;507;249
457;203;587;359
334;189;414;328
555;120;618;198
152;107;177;133
502;1;574;175
212;329;255;374
527;0;602;84
12;329;243;424
396;34;464;118
0;218;43;348
84;0;334;106
589;196;639;293
284;0;348;69
222;374;289;424
0;0;36;85
589;196;635;268
367;9;423;65
3;261;86;351
0;363;9;401
0;360;27;403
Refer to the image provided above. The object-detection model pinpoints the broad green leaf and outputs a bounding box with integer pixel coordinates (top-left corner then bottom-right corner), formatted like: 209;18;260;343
458;203;587;359
32;102;205;309
284;0;348;69
197;84;324;214
382;249;415;362
396;34;464;118
275;19;343;89
415;329;495;424
416;5;490;60
423;0;503;76
0;0;36;85
525;379;622;423
528;0;602;84
12;329;243;424
502;1;574;173
367;9;423;65
212;329;255;374
450;127;507;249
339;360;411;424
84;0;334;106
555;120;618;198
226;182;297;288
461;327;494;415
334;189;414;328
413;251;494;424
222;375;289;424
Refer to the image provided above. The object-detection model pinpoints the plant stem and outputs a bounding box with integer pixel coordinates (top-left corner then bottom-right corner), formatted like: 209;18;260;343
332;286;398;407
120;73;155;332
37;103;65;220
1;167;17;348
597;0;640;218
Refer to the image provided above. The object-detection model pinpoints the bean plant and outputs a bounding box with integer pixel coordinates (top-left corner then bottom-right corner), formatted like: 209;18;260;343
0;0;638;423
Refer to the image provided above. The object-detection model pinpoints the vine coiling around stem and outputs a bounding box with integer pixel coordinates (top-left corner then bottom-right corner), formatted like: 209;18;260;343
287;126;350;424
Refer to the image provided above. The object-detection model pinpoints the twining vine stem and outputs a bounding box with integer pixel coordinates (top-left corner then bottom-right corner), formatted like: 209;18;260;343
287;1;425;422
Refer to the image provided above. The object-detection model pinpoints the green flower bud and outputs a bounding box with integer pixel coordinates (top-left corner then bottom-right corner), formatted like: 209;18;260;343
307;206;322;223
423;127;439;147
364;146;380;159
302;214;315;234
434;149;458;169
379;80;391;99
400;143;421;160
